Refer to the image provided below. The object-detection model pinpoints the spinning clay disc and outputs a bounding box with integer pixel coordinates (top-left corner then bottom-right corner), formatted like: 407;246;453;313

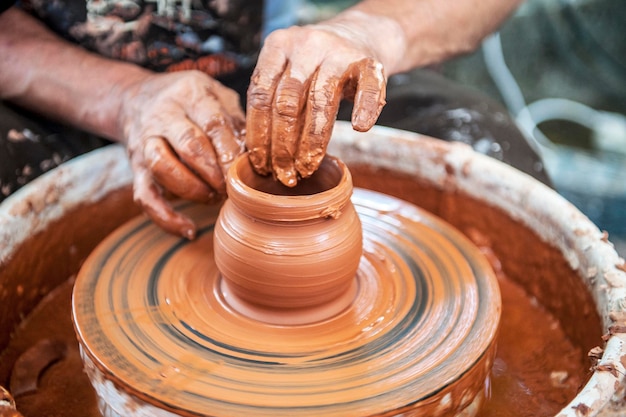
72;188;501;417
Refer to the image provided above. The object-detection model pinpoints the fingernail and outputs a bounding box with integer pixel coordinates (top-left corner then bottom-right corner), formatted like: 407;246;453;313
353;109;374;131
276;168;297;187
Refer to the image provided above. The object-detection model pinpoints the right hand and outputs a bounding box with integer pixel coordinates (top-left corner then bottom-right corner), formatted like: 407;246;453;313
245;12;392;187
119;70;245;239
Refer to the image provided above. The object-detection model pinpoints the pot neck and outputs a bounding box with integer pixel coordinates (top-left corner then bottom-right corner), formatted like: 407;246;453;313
226;154;354;222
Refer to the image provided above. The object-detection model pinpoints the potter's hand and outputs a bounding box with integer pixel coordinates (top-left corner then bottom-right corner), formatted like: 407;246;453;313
121;70;245;239
246;11;397;187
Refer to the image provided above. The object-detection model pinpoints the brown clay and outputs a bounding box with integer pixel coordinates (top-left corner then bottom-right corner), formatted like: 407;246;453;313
0;186;140;351
0;184;596;417
346;163;603;353
71;181;500;416
1;268;588;417
246;50;385;187
0;135;609;416
214;153;362;323
0;280;100;417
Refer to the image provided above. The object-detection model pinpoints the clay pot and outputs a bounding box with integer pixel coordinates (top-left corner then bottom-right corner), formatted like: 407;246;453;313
1;121;625;416
213;153;362;324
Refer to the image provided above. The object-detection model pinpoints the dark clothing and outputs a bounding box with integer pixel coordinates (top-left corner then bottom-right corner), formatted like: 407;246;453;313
19;0;262;76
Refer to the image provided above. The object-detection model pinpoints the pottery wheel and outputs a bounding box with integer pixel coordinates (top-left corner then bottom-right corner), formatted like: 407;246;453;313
72;188;501;417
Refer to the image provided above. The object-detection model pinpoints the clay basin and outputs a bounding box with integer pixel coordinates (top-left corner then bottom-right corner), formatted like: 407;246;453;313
1;121;625;416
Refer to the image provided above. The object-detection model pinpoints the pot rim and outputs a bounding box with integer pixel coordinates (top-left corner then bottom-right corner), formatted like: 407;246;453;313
1;121;624;417
226;152;353;221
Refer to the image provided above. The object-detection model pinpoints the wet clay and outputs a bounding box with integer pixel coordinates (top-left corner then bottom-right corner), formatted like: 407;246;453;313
72;188;500;416
0;163;602;417
346;164;603;353
0;186;140;350
0;280;100;417
214;155;362;323
246;56;385;187
0;250;588;417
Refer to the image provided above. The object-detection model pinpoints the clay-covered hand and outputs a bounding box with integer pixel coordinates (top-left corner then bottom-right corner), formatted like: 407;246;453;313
120;70;245;239
246;11;402;187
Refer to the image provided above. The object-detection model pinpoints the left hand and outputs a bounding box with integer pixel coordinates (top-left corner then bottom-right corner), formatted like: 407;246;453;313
119;70;246;239
245;11;392;187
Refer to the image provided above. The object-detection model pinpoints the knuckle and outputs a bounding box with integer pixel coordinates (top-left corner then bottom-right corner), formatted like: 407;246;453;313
310;86;334;108
185;69;209;82
274;96;300;118
221;87;240;104
204;114;227;133
264;28;293;45
311;30;337;48
174;127;201;155
247;87;274;111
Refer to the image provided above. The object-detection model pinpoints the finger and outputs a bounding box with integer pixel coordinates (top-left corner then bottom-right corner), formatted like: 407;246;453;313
350;58;387;132
271;62;310;187
186;91;246;176
132;161;197;240
143;136;217;202
295;65;343;179
162;117;226;194
199;77;247;135
211;80;247;131
245;30;289;175
204;113;246;176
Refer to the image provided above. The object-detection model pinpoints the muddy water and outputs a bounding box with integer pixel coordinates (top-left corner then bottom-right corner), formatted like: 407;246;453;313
0;267;589;417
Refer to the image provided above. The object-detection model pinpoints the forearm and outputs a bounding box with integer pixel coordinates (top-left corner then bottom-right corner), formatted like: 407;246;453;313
333;0;524;75
0;7;150;142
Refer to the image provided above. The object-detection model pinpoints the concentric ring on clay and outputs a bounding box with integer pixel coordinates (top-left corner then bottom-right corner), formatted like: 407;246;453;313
73;188;501;417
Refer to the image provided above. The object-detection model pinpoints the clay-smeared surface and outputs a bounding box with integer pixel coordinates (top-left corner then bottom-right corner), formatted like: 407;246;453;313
71;189;500;416
213;155;362;322
0;279;100;417
0;244;589;417
1;126;616;416
0;191;594;416
246;50;386;187
346;164;603;353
